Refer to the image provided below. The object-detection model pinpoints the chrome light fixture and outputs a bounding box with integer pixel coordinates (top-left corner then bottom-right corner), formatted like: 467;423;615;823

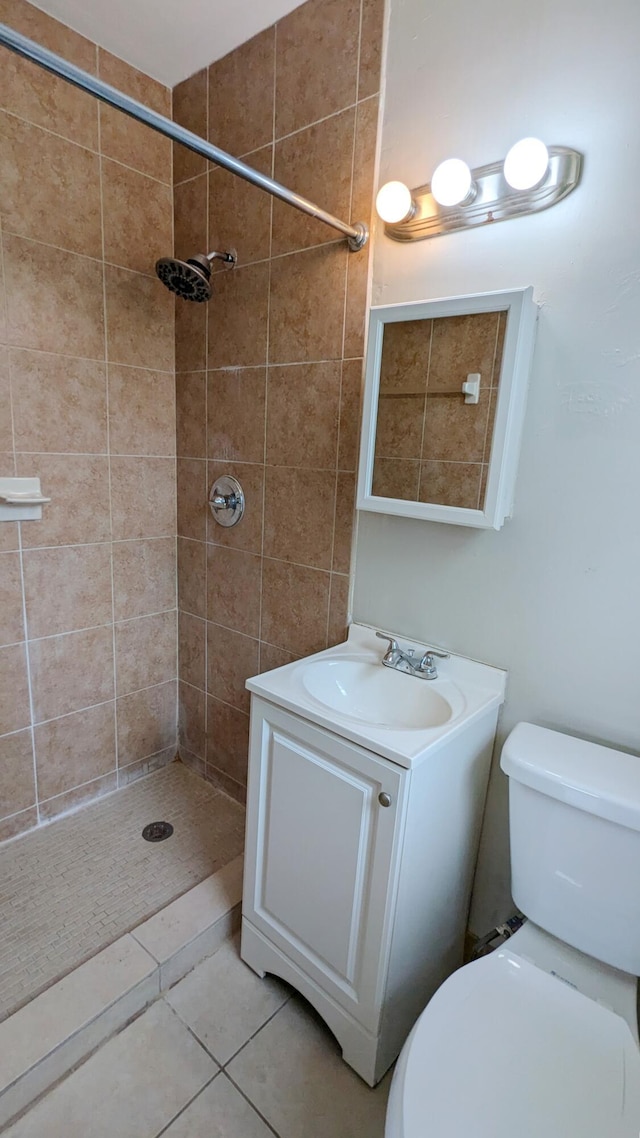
376;138;582;242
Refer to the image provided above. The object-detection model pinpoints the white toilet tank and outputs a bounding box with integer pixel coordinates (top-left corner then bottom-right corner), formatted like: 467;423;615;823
501;723;640;975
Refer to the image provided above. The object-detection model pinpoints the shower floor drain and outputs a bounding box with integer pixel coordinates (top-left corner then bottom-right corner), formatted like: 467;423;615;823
142;821;174;842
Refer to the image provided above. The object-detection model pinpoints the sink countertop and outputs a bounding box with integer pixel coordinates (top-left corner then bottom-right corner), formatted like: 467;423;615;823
246;624;507;770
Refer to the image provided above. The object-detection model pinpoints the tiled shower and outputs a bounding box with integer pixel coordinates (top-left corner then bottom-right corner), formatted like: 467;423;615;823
0;0;382;837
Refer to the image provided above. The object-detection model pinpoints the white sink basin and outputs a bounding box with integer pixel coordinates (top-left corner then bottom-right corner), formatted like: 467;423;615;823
300;658;455;729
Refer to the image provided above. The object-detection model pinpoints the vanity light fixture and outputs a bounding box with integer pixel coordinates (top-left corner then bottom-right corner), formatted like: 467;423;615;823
377;140;582;242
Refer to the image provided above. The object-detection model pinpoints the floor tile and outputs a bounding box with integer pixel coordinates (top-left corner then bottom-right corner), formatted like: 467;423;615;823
227;998;391;1138
4;1001;217;1138
161;1072;274;1137
166;937;289;1064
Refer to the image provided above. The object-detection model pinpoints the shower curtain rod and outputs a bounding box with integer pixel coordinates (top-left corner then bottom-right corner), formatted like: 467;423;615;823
0;23;369;251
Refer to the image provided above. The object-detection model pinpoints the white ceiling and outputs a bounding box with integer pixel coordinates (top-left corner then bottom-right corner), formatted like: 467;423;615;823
29;0;306;87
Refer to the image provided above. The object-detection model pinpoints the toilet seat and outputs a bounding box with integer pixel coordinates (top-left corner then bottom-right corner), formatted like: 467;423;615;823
386;947;640;1138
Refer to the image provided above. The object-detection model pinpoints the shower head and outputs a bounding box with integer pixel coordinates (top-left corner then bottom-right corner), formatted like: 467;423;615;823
155;250;236;302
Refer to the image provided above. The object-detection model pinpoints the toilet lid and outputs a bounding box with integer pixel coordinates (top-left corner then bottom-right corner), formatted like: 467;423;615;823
394;948;640;1138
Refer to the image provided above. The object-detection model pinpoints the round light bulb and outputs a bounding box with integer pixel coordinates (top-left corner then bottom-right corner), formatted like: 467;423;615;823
430;158;474;207
375;181;414;224
503;137;549;190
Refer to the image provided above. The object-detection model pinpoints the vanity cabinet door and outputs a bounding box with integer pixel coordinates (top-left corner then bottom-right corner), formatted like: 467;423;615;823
243;698;407;1033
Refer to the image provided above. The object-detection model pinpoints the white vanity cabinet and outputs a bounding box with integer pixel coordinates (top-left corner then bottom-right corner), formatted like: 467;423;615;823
241;631;505;1087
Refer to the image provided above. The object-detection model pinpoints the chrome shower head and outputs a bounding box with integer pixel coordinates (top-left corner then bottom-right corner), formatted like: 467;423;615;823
155;250;236;302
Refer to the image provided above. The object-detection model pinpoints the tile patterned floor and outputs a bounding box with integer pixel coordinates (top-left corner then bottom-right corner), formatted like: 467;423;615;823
0;764;245;1021
5;938;391;1137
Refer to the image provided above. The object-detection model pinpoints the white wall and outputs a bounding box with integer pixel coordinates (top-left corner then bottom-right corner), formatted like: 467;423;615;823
353;0;640;933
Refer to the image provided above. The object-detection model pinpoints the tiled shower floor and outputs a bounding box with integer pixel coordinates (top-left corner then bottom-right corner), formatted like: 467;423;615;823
0;762;245;1022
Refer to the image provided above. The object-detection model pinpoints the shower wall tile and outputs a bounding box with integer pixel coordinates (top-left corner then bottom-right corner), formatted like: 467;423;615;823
101;158;173;275
97;50;172;184
108;364;176;457
9;350;108;454
177;457;208;540
34;702;116;800
207;368;267;464
177;373;207;460
17;453;111;548
207;261;270;369
0;729;36;818
0;551;25;646
0;0;98;148
175;0;381;792
275;0;360;138
22;542;113;638
0;111;102;259
208;27;275;157
173;68;208;185
208;146;273;267
174;174;209;263
112;538;176;621
272;109;356;255
104;265;174;371
116;680;178;766
0;4;178;835
3;235;105;358
115;610;177;696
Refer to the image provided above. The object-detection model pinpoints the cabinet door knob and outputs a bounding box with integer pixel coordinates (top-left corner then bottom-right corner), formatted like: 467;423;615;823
378;792;392;808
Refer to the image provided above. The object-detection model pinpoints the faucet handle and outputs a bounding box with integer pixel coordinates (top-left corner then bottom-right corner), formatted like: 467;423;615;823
423;646;449;660
376;631;398;654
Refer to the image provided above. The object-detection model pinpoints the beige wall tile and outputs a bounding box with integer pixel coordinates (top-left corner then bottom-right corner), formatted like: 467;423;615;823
0;522;19;554
29;625;114;723
207;262;270;369
206;623;258;712
422;390;491;463
419;460;482;509
358;0;385;99
17;453;111;548
350;95;379;227
269;245;347;364
34;702;116;800
0;0;98;148
0;111;102;259
178;680;206;759
261;557;330;656
108;364;176;457
380;319;432;395
0;728;35;818
115;610;177;696
175;300;206;373
0;643;31;734
177;373;206;459
338;358;363;471
259;641;297;672
328;572;350;646
177;458;208;540
110;456;176;539
177;537;206;619
372;457;421;501
332;470;356;574
275;0;360;138
206;696;250;786
39;772;117;821
174;174;208;262
343;245;370;359
0;348;11;452
375;394;425;460
9;350;108;454
104;264;174;371
0;551;24;646
23;543;113;639
206;460;264;554
428;312;501;392
207;545;262;637
102;158;172;275
208;28;275;156
178;612;206;690
113;537;176;620
263;466;335;570
266;362;340;468
0;805;37;842
209;147;273;267
207;368;266;464
272;109;355;255
3;235;105;358
97;50;171;184
116;680;177;766
173;68;208;185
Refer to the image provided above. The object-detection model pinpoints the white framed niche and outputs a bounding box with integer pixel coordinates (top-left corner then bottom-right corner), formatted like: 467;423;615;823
356;287;538;529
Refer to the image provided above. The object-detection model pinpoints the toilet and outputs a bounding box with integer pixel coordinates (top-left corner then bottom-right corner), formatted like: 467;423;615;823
385;722;640;1137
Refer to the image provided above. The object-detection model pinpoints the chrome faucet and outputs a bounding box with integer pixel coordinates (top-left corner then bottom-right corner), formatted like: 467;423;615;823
376;631;449;681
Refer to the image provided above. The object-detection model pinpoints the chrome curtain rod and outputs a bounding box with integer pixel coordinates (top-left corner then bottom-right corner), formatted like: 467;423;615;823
0;24;369;252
